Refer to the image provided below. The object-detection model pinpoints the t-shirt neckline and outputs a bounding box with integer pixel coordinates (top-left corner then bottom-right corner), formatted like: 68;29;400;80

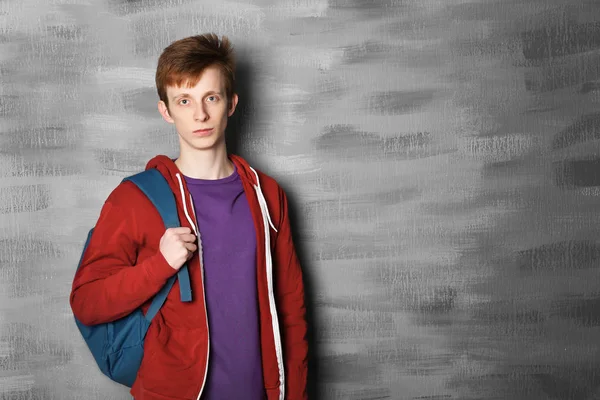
183;163;239;186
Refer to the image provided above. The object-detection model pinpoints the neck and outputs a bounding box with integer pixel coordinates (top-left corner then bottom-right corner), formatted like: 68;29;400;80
175;146;234;180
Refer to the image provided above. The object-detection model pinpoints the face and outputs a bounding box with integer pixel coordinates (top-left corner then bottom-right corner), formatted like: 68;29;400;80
158;65;238;154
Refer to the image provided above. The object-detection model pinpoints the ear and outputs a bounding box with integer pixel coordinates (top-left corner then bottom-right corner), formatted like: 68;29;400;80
158;100;175;124
227;93;239;117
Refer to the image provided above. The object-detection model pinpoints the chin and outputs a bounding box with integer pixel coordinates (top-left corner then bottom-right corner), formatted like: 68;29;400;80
182;135;224;152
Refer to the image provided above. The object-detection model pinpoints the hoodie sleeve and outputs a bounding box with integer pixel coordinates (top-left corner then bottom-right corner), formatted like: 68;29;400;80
70;183;178;326
273;187;309;400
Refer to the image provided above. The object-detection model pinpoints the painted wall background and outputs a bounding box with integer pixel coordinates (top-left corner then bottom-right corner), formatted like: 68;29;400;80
2;0;600;399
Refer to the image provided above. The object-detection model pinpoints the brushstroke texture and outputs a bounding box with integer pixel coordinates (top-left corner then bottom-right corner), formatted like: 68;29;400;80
2;0;600;399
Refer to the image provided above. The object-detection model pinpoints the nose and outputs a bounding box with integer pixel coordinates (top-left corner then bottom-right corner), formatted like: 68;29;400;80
194;103;209;122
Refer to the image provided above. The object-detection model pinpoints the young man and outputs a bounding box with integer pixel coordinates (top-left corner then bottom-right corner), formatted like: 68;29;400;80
70;34;308;400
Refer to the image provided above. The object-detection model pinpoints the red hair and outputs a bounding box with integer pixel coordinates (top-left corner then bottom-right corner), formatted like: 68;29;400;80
155;33;235;108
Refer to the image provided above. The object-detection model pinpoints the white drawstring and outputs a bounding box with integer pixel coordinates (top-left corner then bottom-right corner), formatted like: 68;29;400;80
248;166;278;233
175;173;210;400
174;173;205;275
175;173;198;237
187;192;204;276
248;166;285;400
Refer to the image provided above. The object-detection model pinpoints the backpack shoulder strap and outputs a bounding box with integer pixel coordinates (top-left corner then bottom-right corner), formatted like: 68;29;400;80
122;169;192;310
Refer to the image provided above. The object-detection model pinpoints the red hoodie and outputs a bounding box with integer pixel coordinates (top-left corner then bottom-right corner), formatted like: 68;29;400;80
70;154;308;400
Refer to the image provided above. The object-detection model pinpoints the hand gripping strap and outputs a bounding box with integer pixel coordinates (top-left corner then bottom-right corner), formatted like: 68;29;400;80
123;169;192;313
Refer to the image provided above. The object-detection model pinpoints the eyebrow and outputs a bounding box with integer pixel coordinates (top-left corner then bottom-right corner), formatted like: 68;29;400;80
171;91;223;102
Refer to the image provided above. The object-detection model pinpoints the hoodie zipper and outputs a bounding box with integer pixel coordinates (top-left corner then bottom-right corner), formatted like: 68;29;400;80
175;173;210;400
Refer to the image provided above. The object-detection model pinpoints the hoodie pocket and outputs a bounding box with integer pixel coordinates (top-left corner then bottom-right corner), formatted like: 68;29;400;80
265;385;281;400
139;324;208;399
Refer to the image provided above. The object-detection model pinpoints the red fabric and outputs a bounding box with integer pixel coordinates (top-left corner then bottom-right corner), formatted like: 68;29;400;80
70;155;308;400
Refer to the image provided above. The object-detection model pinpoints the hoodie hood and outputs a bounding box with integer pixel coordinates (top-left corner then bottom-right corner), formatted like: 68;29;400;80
144;154;256;227
144;153;276;234
144;155;199;236
145;155;182;185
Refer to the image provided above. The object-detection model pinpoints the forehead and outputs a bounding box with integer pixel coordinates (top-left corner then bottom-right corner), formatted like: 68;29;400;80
166;66;226;95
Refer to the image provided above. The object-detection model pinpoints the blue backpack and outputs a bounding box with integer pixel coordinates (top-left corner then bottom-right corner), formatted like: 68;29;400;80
73;168;193;387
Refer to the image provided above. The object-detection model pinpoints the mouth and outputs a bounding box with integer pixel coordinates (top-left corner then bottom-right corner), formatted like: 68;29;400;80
193;128;213;136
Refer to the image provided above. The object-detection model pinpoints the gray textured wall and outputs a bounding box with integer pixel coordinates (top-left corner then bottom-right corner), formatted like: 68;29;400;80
2;0;600;399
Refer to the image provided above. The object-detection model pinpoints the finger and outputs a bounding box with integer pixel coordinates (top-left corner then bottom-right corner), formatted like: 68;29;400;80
179;233;197;243
168;227;192;235
184;242;197;252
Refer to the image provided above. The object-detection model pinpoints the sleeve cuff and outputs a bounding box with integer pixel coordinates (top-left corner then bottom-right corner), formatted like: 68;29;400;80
144;251;177;284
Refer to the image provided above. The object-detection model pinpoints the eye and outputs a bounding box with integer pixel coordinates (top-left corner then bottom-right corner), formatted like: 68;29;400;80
207;95;218;102
179;99;189;105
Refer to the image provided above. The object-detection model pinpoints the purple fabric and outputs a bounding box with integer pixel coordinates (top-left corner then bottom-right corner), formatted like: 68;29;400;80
184;165;265;400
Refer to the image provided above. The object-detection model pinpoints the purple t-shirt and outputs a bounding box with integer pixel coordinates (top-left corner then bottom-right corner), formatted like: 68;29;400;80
184;165;265;400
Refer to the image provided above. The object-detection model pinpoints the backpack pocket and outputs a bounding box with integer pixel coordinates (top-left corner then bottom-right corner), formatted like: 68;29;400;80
105;309;152;387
